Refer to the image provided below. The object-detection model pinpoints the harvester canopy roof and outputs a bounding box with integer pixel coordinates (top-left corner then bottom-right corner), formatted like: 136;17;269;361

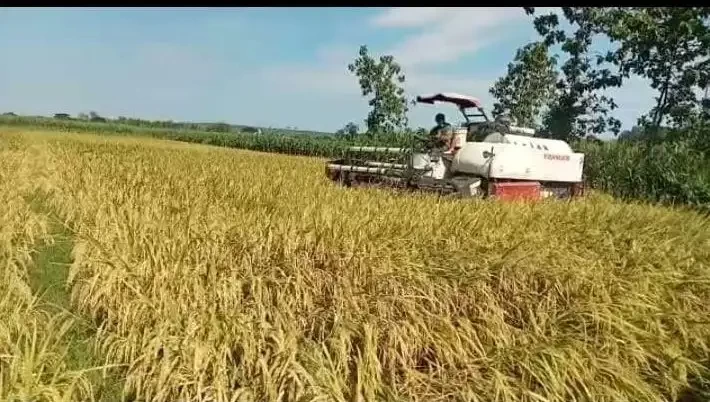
416;93;483;109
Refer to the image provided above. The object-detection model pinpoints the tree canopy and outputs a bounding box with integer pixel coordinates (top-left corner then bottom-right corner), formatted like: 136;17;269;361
514;7;710;140
347;45;409;137
489;41;559;128
345;8;709;144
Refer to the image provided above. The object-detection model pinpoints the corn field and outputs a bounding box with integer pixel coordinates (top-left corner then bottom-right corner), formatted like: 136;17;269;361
577;140;710;210
1;128;710;402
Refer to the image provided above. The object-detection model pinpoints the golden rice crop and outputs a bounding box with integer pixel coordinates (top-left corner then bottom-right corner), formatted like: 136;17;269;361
0;132;94;402
3;129;710;402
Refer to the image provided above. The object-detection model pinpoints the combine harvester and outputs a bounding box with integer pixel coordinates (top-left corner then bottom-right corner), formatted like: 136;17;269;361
325;93;585;201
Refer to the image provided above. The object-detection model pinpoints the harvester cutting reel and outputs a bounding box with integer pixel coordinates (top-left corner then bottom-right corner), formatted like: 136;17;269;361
325;146;487;198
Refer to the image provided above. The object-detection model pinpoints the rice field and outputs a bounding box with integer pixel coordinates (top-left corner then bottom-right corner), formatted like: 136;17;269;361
2;128;710;402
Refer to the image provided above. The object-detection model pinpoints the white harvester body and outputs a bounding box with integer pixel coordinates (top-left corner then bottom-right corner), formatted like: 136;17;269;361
451;133;585;183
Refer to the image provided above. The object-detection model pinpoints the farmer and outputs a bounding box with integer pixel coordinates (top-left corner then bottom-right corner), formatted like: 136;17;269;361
429;113;455;153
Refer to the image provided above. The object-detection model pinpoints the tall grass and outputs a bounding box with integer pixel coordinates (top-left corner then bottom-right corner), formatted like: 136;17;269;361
578;139;710;211
5;130;706;401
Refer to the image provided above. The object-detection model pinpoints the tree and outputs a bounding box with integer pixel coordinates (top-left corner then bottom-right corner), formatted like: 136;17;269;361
489;41;559;128
526;8;623;141
348;45;409;137
618;124;671;142
87;111;106;122
336;122;359;141
206;122;231;133
599;7;710;129
618;125;645;142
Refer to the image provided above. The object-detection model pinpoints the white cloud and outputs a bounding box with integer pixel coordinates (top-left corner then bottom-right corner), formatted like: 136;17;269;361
261;8;538;101
370;7;457;28
371;7;530;68
254;8;530;129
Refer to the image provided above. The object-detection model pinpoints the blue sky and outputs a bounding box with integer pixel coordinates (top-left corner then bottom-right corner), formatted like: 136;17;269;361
0;7;658;135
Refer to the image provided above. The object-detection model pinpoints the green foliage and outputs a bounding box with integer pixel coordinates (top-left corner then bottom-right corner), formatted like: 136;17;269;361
618;126;647;142
88;111;105;123
514;5;710;205
240;126;260;134
578;138;710;211
600;7;710;129
663;119;710;155
206;122;232;133
619;125;676;143
527;8;623;140
335;122;359;141
523;7;710;138
582;121;710;212
348;45;409;136
489;41;559;127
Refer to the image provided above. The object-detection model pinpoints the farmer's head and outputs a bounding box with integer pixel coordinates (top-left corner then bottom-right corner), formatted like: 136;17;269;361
435;113;446;125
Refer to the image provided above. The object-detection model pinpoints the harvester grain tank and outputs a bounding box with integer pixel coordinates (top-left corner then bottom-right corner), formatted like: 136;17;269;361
325;93;585;201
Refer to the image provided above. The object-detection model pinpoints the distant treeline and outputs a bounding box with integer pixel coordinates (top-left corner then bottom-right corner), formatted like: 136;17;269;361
27;110;333;137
